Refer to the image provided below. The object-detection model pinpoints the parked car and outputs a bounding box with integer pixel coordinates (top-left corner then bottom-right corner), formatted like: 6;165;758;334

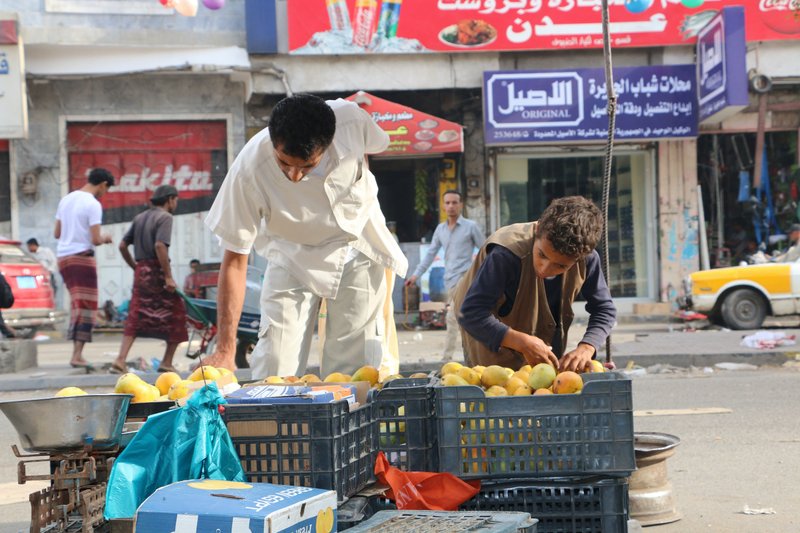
0;239;65;330
679;262;798;330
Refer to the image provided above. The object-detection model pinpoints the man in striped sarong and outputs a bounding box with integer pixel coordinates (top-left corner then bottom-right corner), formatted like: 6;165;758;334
111;185;188;374
55;168;115;369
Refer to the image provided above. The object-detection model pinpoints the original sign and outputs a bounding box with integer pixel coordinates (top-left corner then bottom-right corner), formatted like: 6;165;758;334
484;65;698;145
697;6;749;124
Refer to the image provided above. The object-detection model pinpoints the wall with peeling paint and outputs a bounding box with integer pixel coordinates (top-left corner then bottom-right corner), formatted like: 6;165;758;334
658;139;700;309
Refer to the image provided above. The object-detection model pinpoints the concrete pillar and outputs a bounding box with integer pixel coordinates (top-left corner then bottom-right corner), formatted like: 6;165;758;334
0;339;37;373
658;139;699;307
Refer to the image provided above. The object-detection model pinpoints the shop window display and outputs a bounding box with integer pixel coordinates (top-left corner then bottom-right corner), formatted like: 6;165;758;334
697;131;799;267
497;153;651;298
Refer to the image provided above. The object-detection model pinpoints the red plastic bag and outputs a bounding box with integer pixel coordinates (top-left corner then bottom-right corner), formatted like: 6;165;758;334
374;451;480;510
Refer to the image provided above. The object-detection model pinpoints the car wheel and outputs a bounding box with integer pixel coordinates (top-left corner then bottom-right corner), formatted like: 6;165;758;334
720;288;767;330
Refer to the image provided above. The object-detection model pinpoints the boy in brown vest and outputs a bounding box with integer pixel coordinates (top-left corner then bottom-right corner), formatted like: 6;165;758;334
452;196;616;372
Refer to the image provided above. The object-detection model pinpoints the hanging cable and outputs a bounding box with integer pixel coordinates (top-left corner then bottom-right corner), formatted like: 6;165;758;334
600;0;617;365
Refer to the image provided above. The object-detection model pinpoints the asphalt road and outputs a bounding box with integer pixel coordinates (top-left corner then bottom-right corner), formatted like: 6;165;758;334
0;366;798;532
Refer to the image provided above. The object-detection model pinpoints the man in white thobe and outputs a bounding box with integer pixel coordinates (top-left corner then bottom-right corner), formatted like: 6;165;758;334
204;94;407;379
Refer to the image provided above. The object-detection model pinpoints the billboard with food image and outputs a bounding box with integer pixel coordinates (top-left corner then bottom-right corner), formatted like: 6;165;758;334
287;0;800;55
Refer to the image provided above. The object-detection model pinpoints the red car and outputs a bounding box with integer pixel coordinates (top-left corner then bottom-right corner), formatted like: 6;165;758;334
0;239;65;330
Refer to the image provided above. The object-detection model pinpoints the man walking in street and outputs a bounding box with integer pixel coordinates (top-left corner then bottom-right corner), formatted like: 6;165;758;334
55;168;115;369
203;93;407;379
26;238;59;299
111;185;188;374
405;190;484;360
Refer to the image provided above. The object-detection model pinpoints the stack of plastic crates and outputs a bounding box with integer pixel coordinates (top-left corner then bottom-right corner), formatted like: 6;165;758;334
436;372;635;533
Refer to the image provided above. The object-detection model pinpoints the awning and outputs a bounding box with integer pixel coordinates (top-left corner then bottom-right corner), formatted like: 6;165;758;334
347;91;464;156
24;45;250;76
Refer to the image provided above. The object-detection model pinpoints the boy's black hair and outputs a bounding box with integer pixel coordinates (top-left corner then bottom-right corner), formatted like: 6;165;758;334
536;196;603;258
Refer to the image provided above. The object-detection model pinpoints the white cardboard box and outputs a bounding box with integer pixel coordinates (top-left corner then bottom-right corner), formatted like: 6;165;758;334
134;480;337;533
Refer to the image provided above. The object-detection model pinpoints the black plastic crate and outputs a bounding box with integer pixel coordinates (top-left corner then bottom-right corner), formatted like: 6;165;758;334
344;510;538;532
337;496;375;531
371;376;438;471
436;373;634;480
222;400;376;502
461;476;629;533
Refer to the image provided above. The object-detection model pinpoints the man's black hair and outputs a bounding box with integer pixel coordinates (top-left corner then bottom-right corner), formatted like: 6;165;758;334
443;190;463;200
88;168;115;187
190;259;200;265
26;238;38;246
268;94;336;160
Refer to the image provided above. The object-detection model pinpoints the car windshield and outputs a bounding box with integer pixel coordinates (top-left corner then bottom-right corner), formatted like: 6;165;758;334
0;244;38;265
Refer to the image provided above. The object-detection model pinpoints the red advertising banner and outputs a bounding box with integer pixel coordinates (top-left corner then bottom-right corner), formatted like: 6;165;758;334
288;0;800;54
347;91;464;155
67;121;227;224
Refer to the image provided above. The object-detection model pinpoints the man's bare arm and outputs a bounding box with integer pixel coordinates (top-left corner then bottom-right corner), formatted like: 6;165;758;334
213;249;249;361
119;241;136;270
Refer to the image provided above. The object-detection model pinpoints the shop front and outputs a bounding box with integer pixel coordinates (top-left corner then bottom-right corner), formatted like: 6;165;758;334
484;65;698;307
0;15;26;238
347;91;464;242
693;7;800;269
346;91;465;308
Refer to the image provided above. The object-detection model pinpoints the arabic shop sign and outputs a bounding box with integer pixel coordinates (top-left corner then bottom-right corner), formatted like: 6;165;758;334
696;6;748;124
0;17;27;139
484;65;698;144
346;91;464;155
287;0;800;55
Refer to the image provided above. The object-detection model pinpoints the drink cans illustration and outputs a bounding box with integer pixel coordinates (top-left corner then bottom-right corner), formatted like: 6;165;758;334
377;0;403;39
352;0;378;47
325;0;351;32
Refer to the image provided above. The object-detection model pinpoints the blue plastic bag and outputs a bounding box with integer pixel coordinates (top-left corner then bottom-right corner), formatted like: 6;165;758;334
104;383;245;519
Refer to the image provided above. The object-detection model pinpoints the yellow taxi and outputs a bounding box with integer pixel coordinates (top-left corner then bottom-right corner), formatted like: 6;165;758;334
681;263;797;330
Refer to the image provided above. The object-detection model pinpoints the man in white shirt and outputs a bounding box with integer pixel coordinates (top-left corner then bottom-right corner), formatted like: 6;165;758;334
204;94;407;379
55;168;114;369
26;238;58;298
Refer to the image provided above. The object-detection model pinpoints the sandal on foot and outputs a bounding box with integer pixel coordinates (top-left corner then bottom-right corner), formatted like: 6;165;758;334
108;362;128;374
70;361;96;372
157;365;179;373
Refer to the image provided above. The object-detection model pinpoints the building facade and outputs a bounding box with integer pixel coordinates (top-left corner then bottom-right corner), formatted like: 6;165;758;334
1;0;799;317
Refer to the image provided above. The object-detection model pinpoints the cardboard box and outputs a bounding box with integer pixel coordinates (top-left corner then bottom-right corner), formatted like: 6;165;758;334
135;480;337;533
225;385;337;405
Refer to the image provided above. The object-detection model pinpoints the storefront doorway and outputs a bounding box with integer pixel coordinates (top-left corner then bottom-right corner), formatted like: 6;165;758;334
697;130;799;267
371;157;445;244
495;150;656;299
